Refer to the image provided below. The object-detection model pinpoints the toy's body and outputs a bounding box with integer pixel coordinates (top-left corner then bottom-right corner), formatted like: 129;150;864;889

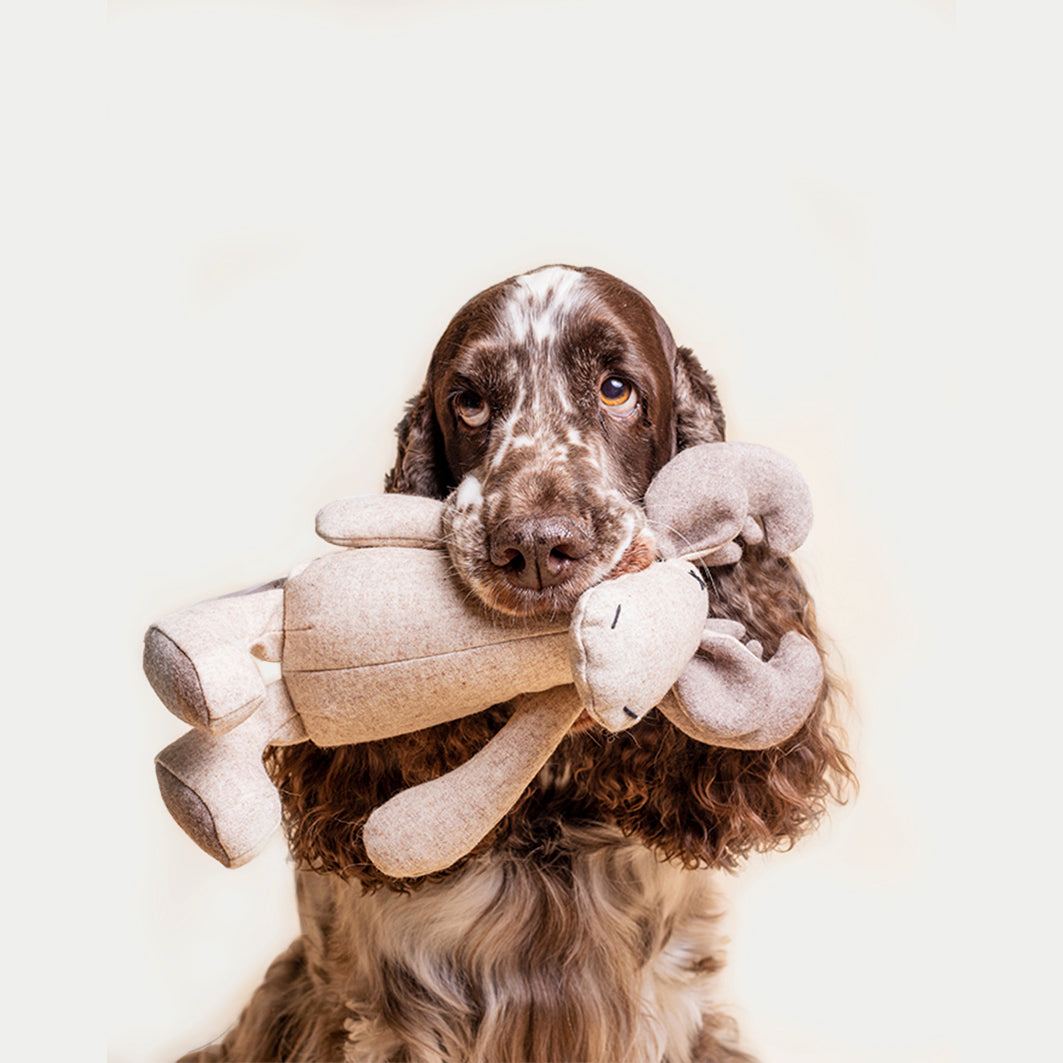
146;442;825;876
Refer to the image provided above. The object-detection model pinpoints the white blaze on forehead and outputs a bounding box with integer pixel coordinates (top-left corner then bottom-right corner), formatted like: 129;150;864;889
501;266;588;346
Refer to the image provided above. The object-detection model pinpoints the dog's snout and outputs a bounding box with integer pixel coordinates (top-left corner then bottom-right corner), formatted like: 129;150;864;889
488;516;593;590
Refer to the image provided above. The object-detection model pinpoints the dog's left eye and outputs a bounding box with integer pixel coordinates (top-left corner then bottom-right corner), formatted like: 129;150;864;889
455;391;491;428
599;376;637;413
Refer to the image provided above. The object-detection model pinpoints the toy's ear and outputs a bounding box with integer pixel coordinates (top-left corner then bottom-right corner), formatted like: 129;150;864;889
383;384;451;499
673;346;727;450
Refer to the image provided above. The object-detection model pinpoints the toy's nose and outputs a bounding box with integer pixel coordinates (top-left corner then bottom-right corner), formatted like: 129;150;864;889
488;516;593;590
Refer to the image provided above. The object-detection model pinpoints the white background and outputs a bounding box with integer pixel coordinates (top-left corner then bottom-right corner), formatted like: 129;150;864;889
3;2;1059;1061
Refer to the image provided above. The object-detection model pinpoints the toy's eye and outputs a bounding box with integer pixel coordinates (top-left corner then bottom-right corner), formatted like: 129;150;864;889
455;391;490;428
599;376;637;413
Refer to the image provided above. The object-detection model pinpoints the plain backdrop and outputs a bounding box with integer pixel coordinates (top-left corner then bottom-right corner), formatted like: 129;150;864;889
4;2;1060;1061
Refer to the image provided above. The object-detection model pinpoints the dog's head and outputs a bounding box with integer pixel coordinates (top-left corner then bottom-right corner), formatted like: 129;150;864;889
385;265;726;615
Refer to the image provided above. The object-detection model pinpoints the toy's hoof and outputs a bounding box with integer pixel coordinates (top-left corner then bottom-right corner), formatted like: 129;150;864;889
155;760;233;867
144;627;212;730
155;730;283;868
143;625;265;734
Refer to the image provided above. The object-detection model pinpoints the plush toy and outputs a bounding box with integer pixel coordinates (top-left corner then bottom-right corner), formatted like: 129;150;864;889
145;442;824;878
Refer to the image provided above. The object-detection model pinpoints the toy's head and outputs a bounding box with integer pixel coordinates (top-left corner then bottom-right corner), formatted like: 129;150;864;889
267;266;852;891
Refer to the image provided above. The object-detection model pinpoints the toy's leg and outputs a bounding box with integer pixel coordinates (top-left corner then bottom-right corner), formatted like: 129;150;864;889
155;680;306;868
363;685;583;879
659;621;824;749
144;579;285;734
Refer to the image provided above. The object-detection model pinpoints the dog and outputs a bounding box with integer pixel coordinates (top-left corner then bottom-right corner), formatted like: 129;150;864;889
183;265;852;1062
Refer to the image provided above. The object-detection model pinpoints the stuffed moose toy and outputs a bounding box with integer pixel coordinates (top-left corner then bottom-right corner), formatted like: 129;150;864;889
145;441;824;880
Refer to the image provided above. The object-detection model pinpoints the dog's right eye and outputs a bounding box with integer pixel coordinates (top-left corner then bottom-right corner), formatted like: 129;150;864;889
599;376;638;415
454;391;490;428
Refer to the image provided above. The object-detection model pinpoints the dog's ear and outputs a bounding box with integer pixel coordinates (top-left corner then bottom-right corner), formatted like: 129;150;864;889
673;346;727;450
384;385;451;498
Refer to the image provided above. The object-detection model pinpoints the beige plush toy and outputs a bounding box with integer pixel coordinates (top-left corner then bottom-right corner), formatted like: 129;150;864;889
145;442;824;878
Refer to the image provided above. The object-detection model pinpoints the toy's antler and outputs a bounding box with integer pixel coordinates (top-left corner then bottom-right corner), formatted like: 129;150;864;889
660;621;824;749
646;441;814;565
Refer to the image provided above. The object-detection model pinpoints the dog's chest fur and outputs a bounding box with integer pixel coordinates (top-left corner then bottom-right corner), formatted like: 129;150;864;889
295;821;728;1063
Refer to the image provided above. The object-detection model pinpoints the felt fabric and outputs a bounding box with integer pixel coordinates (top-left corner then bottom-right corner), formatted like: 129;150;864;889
363;686;584;879
282;547;571;745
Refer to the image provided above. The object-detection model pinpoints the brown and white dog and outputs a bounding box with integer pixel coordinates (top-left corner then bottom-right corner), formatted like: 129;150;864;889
185;265;851;1063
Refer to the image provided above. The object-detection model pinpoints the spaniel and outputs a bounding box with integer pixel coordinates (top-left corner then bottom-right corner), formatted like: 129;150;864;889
182;265;852;1063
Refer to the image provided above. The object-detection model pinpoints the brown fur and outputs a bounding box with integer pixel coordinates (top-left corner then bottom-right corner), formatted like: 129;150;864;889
186;266;853;1062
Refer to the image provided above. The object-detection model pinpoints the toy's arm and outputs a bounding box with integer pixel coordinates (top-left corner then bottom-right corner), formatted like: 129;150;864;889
315;494;444;548
364;686;584;879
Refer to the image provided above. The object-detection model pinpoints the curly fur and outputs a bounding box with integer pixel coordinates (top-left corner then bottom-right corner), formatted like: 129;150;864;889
184;266;853;1063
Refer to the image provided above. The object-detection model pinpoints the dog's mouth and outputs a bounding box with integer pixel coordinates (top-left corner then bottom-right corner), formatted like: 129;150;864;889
442;478;653;619
470;578;597;620
601;533;656;580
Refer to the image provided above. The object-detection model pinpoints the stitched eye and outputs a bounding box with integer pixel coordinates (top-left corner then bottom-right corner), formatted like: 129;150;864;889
454;391;490;428
599;376;637;413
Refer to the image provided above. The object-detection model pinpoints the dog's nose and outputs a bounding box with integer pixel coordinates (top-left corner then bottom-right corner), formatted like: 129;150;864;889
488;516;593;590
